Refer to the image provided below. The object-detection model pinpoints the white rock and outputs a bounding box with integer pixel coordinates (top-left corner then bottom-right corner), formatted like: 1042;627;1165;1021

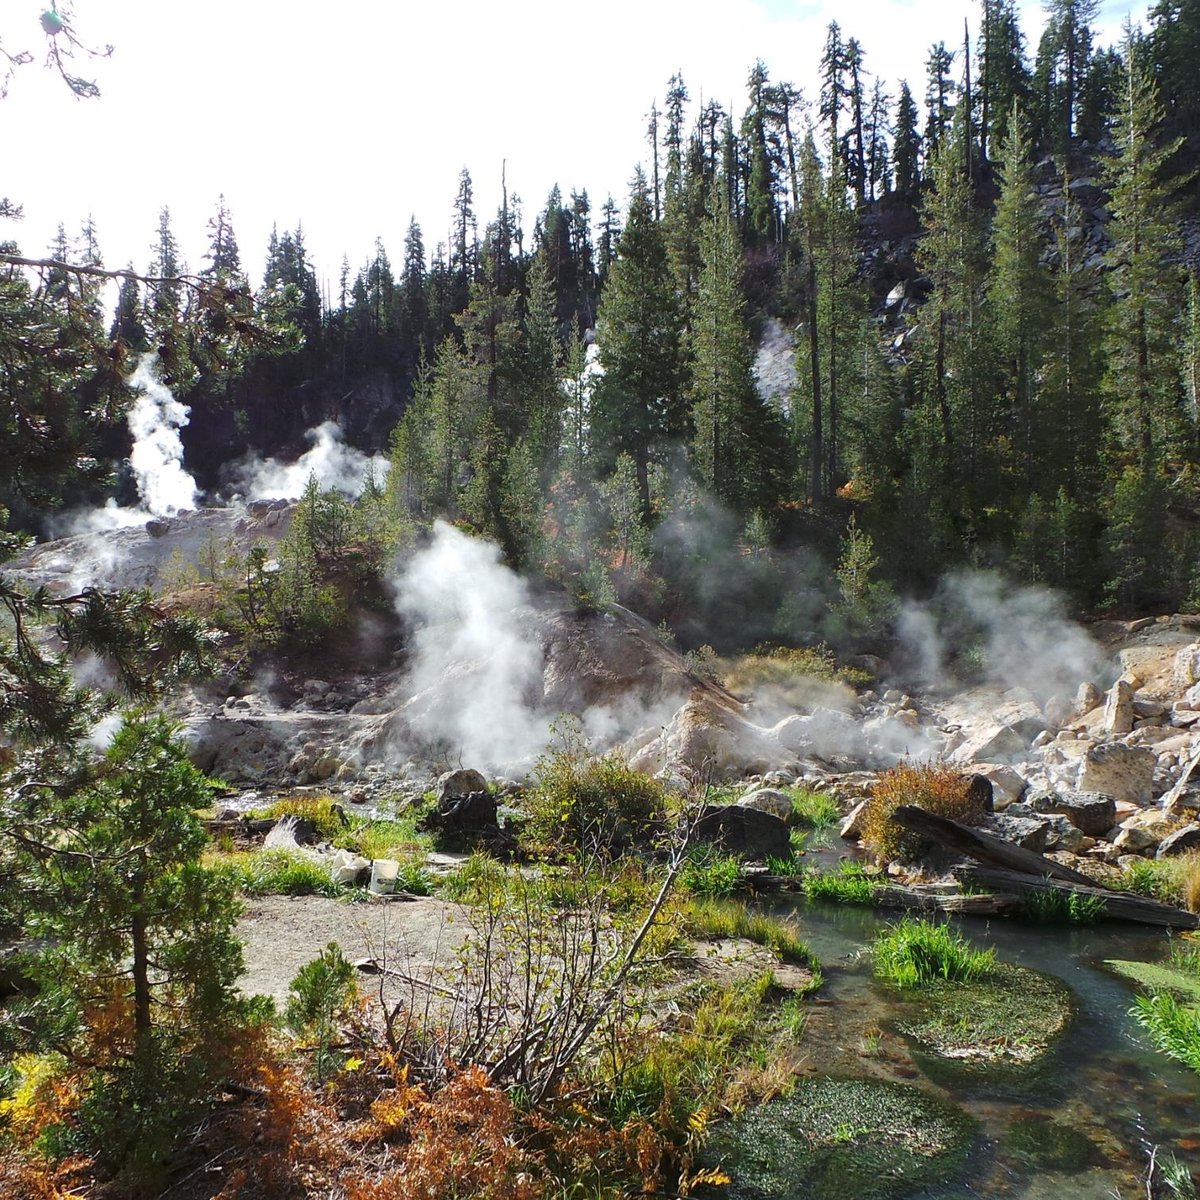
1076;743;1156;806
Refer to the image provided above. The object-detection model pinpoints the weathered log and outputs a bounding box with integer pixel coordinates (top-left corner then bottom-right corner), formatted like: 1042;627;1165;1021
873;885;1023;916
890;805;1096;886
954;865;1200;930
203;817;276;837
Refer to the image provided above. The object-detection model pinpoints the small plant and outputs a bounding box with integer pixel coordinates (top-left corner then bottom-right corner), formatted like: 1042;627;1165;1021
210;849;345;897
803;861;879;906
1131;993;1200;1074
860;762;987;864
872;917;995;989
284;943;359;1082
1022;887;1107;924
681;843;743;898
790;788;840;829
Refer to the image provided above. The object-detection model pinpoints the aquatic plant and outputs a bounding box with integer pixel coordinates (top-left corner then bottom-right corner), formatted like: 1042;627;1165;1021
1131;993;1200;1074
1022;887;1106;924
803;861;879;906
871;918;995;989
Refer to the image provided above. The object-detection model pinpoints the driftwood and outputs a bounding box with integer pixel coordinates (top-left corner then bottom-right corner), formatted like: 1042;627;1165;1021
955;865;1200;930
890;805;1096;886
873;885;1022;916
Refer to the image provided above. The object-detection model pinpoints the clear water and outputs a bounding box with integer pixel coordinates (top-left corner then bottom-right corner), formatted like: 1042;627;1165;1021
769;896;1200;1198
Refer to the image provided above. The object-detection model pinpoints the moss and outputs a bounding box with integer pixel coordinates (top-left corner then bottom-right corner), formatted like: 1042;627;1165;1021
1005;1116;1094;1173
895;961;1073;1065
701;1076;975;1200
1106;959;1200;1004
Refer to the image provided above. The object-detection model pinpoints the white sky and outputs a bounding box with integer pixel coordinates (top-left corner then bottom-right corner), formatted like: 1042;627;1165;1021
1;0;1148;299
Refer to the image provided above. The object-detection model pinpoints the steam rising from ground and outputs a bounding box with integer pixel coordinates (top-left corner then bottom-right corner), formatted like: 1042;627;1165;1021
391;522;551;772
228;422;390;501
70;355;199;532
896;570;1103;701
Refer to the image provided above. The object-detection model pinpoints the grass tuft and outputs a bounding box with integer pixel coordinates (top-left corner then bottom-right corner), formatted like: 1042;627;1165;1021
803;861;879;906
872;917;994;989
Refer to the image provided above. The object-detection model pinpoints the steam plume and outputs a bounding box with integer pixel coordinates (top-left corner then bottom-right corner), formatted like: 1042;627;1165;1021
228;422;390;501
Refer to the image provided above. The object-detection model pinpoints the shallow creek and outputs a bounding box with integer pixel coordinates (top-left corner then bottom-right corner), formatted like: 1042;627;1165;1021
762;896;1200;1198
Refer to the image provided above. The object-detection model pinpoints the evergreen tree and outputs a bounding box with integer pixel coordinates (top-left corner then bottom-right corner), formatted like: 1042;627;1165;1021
1102;38;1187;467
893;81;923;197
590;175;689;515
924;42;956;161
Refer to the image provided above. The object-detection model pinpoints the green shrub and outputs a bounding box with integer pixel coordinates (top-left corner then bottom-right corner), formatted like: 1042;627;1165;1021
872;918;995;989
285;943;359;1081
803;861;879;906
681;843;744;898
525;725;668;855
860;762;987;863
249;793;349;841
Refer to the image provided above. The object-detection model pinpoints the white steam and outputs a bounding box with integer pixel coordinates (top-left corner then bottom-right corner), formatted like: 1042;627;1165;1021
229;421;390;501
127;355;199;516
391;522;550;772
68;355;199;533
897;570;1103;701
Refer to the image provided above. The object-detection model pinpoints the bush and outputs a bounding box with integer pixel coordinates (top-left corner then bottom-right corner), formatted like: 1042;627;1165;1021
525;725;668;855
860;762;987;863
872;918;995;989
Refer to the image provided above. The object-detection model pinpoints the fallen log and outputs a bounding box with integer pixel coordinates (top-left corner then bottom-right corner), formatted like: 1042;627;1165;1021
874;885;1022;917
890;805;1096;886
203;817;276;838
954;865;1200;930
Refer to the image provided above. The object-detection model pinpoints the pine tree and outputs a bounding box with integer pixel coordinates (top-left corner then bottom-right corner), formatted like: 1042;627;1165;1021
987;106;1053;487
893;81;923;197
590;174;688;515
1102;37;1187;467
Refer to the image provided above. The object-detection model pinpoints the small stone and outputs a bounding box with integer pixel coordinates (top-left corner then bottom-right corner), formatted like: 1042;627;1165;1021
1157;824;1200;859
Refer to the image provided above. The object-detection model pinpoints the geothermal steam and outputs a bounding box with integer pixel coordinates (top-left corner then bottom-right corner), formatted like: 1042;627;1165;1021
391;521;551;771
229;422;390;501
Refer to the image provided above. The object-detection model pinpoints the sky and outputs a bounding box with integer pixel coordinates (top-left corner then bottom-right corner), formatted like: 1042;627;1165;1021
1;0;1151;300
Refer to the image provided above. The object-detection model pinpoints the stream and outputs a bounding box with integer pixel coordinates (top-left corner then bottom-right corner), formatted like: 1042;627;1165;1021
762;896;1200;1198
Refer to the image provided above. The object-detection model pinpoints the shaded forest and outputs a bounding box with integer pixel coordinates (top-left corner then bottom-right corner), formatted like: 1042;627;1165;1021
4;0;1200;636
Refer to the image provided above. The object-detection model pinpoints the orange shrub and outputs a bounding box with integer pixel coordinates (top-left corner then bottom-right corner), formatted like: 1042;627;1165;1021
860;761;986;863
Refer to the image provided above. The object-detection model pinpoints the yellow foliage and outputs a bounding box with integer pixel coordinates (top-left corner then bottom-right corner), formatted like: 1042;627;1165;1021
861;761;987;863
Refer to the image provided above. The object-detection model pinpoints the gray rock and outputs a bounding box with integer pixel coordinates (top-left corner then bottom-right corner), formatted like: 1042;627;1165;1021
695;804;791;861
436;768;489;802
1157;824;1200;859
739;788;795;823
983;814;1053;853
1076;743;1155;806
1105;679;1135;737
839;798;870;841
1026;789;1117;837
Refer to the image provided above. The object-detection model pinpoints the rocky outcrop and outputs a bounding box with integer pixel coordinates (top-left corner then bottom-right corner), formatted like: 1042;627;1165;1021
694;805;791;861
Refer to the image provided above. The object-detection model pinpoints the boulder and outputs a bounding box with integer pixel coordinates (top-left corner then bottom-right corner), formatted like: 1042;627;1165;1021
1157;824;1200;859
436;768;489;802
739;788;794;823
965;773;995;814
695;804;791;861
950;723;1032;766
1104;679;1135;737
421;788;502;848
628;696;785;780
1076;744;1156;806
772;708;864;759
263;815;319;849
1042;814;1090;854
1113;825;1162;855
1172;643;1200;691
1075;681;1102;716
1026;789;1117;837
839;798;870;841
969;764;1025;808
982;813;1053;853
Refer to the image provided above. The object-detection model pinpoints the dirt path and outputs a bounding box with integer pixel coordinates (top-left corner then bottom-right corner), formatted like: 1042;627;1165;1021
236;894;466;1009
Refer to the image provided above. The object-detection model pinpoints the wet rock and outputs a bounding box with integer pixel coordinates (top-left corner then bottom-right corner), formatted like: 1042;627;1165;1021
1157;824;1200;859
695;804;791;861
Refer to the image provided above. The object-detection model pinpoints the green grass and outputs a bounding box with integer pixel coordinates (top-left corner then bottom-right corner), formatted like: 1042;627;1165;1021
679;898;814;966
789;788;840;829
208;849;348;898
803;861;879;906
1022;887;1107;924
247;794;350;841
872;918;995;989
681;843;744;898
1131;993;1200;1073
